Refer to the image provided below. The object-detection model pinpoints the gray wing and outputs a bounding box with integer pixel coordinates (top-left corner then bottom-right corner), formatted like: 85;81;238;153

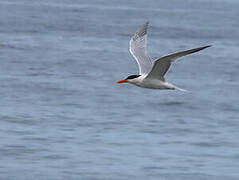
146;45;211;81
129;22;153;75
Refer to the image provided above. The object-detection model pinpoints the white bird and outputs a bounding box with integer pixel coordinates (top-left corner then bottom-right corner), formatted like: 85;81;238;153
117;22;211;91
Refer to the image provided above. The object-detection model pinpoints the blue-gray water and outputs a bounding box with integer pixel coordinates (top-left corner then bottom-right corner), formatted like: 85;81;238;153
0;0;239;179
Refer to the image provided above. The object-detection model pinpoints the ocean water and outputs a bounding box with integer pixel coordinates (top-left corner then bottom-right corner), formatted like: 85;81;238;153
0;0;239;179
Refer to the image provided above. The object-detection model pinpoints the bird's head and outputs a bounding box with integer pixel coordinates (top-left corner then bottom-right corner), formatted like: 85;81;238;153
117;75;141;84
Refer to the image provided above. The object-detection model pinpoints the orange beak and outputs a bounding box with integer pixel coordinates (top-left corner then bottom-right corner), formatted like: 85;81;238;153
117;79;128;84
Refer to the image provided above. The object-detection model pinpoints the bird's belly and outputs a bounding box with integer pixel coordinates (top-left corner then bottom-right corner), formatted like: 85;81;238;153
137;79;175;89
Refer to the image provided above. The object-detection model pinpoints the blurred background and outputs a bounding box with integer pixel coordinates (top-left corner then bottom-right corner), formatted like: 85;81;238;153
0;0;238;179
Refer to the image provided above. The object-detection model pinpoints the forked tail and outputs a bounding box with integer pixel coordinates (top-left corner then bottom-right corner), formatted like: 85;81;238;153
175;86;189;92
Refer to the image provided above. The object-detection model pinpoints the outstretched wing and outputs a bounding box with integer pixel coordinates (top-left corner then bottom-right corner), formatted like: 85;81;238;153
146;45;211;81
129;22;153;75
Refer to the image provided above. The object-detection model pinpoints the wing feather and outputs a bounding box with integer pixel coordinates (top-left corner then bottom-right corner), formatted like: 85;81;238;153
146;45;211;81
129;22;153;75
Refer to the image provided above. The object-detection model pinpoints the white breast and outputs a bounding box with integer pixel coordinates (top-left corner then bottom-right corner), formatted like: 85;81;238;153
131;77;176;89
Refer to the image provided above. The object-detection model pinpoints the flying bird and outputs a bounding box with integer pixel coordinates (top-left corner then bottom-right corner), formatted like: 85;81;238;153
117;22;211;91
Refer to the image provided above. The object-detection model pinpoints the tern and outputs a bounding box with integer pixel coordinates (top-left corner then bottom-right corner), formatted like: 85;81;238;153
117;22;211;90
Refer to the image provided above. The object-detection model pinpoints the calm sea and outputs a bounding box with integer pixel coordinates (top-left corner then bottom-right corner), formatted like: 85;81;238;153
0;0;239;179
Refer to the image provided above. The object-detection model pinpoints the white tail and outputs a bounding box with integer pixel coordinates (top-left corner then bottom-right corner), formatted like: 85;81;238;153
175;86;189;92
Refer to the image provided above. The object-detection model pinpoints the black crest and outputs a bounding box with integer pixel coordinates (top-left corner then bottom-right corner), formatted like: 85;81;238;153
126;75;140;80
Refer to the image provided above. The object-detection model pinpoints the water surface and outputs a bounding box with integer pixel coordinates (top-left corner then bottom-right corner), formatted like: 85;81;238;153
0;0;239;179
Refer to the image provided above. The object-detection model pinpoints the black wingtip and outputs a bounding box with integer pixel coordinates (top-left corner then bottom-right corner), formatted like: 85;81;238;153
133;22;149;40
144;21;149;29
142;21;149;30
198;45;212;51
204;45;212;48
